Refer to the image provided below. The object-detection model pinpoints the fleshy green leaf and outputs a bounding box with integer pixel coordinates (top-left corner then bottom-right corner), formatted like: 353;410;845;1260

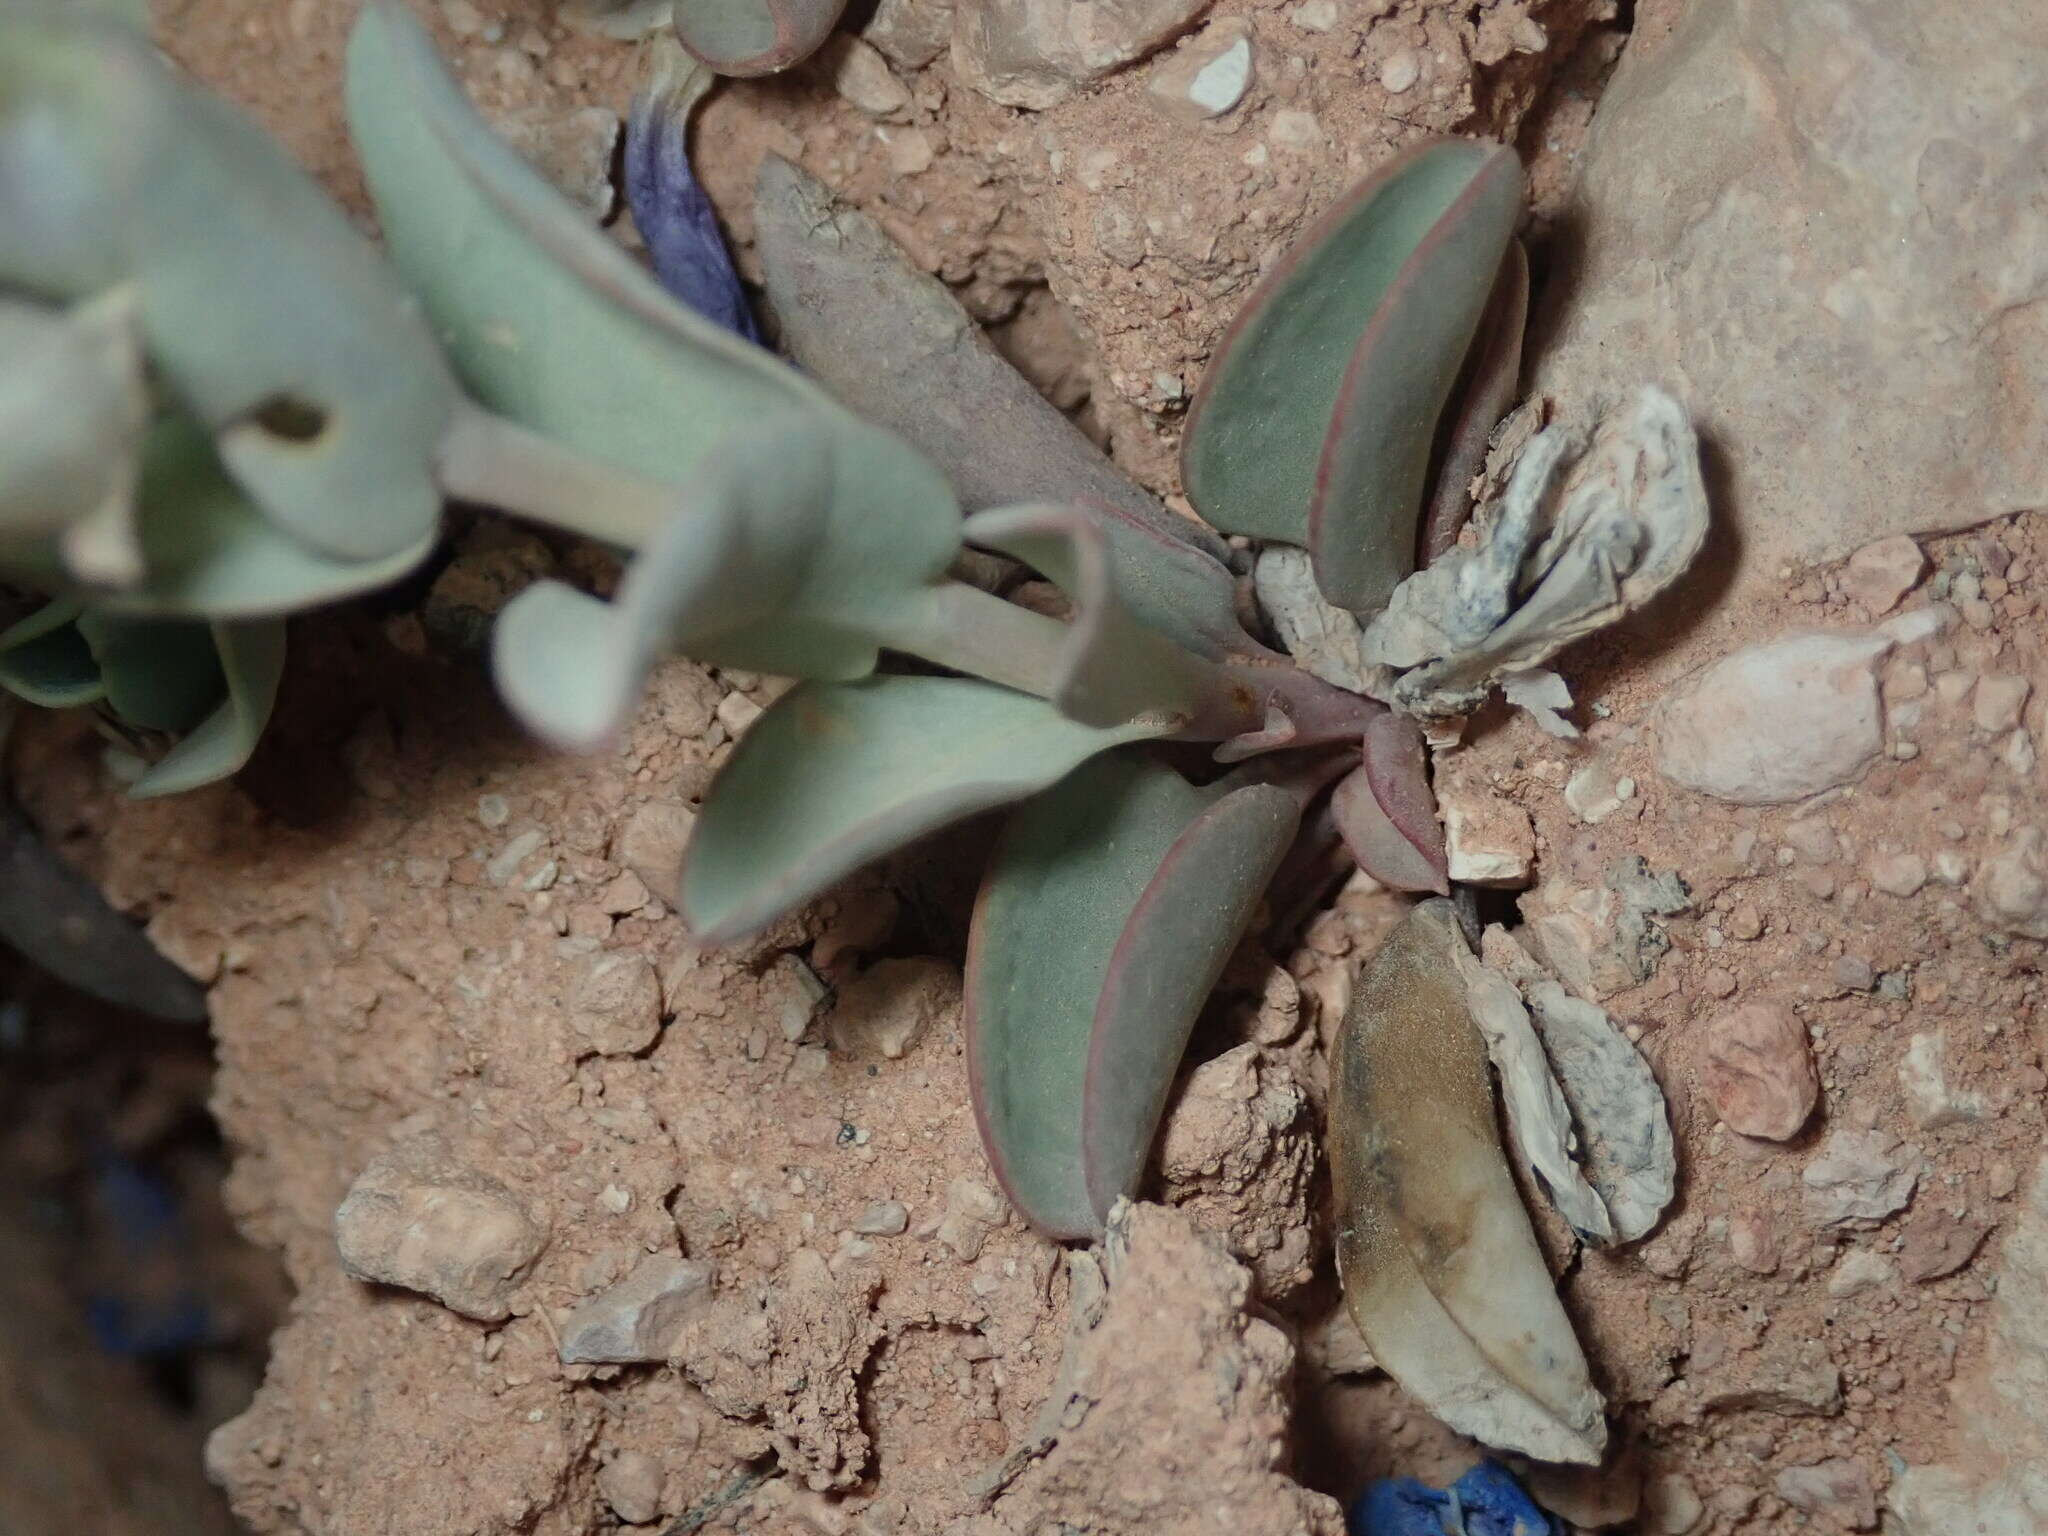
680;675;1161;944
967;751;1300;1239
675;0;849;77
0;796;208;1021
0;414;437;621
1420;240;1528;563
75;609;223;733
127;619;285;798
101;415;437;619
0;598;103;708
345;2;873;502
493;414;960;749
1332;900;1606;1464
1;7;456;562
1180;138;1524;614
1330;710;1447;894
962;504;1224;730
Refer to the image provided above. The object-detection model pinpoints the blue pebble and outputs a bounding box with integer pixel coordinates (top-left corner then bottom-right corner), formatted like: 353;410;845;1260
1350;1460;1562;1536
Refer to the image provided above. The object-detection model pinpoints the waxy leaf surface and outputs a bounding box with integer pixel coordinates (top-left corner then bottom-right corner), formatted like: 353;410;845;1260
3;7;455;562
968;751;1299;1238
1181;138;1523;615
493;414;959;750
962;504;1225;731
347;3;911;508
680;675;1161;945
125;619;285;798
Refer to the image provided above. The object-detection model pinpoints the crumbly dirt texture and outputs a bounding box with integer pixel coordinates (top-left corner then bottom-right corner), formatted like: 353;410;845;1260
37;0;2041;1531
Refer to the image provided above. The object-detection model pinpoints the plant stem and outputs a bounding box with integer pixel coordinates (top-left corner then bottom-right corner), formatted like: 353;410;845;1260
889;580;1075;700
433;403;680;550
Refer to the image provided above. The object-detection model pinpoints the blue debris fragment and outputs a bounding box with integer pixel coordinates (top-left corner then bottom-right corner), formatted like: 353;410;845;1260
624;42;762;343
1350;1460;1561;1536
85;1152;214;1356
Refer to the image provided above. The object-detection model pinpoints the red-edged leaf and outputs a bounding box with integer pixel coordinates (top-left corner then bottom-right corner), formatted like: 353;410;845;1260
1331;712;1447;894
967;751;1300;1238
1181;137;1525;602
674;0;847;75
679;675;1162;945
1308;145;1524;616
1419;240;1529;563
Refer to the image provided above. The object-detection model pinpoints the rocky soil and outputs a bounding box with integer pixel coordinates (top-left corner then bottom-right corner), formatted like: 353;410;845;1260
22;0;2046;1531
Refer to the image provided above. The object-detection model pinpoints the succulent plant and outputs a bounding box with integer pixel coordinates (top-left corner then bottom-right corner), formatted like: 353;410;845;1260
2;0;1544;1233
4;0;1713;1464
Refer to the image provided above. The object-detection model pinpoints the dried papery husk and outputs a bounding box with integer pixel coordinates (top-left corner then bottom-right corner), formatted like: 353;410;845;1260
1331;899;1607;1463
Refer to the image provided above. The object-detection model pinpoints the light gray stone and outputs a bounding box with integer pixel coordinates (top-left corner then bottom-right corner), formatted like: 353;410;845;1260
1898;1030;1988;1130
570;953;663;1056
1802;1129;1918;1227
557;1254;713;1363
1534;0;2048;610
953;0;1214;109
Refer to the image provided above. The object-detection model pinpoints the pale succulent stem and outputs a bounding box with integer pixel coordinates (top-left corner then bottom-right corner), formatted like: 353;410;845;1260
889;580;1075;700
433;403;680;549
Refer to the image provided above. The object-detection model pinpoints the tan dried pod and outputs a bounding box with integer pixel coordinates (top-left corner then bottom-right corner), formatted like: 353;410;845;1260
1330;898;1608;1464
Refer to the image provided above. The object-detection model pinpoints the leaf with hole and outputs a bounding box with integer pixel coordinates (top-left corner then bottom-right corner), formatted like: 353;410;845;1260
1180;138;1524;616
1331;899;1606;1464
967;751;1301;1238
1;8;457;563
678;675;1164;945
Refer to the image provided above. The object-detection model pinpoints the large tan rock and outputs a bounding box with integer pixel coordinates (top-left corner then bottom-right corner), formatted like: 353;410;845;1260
1890;1156;2048;1533
1535;0;2048;602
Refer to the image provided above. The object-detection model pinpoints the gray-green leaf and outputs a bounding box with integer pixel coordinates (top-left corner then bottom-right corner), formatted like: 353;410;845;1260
0;598;103;708
674;0;849;77
126;619;285;798
1;7;457;563
493;413;960;749
1180;138;1523;616
679;674;1162;944
968;751;1299;1238
962;504;1225;731
345;2;877;508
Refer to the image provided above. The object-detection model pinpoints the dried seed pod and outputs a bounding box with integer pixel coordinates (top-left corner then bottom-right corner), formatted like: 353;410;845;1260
1331;899;1607;1464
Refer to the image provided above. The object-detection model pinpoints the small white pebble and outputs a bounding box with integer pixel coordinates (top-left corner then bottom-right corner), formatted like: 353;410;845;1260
716;691;763;735
477;793;511;829
1379;49;1420;92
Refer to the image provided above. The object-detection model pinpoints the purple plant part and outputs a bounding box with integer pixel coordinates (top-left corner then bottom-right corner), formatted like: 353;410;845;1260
623;42;760;342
